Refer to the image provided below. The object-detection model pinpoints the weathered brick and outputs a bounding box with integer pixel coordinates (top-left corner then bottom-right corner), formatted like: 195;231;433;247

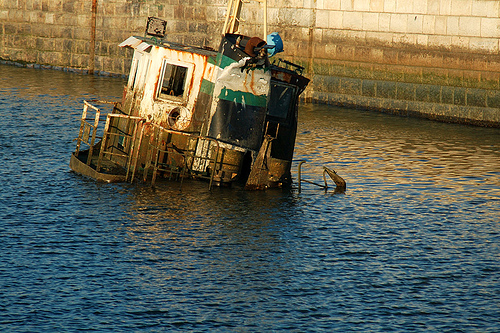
377;80;396;99
340;77;362;95
479;72;500;89
486;90;500;108
312;74;341;92
483;108;500;122
454;87;466;106
441;86;454;104
466;88;487;108
62;1;75;13
448;69;464;87
361;80;376;97
427;85;442;104
463;70;481;88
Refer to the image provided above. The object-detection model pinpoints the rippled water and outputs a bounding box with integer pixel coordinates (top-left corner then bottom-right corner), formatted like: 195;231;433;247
1;65;499;332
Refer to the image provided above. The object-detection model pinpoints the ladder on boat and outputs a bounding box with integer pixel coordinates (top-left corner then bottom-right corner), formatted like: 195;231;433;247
97;113;145;182
74;100;144;182
74;100;108;165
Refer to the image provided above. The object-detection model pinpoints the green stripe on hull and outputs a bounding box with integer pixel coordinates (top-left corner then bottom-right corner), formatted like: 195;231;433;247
200;79;214;96
207;55;217;66
217;54;237;69
218;88;267;107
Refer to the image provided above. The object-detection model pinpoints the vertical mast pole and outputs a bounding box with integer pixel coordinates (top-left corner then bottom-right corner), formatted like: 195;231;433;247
222;0;242;35
222;0;233;35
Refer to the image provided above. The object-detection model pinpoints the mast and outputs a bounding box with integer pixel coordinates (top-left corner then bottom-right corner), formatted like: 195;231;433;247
222;0;268;40
222;0;243;35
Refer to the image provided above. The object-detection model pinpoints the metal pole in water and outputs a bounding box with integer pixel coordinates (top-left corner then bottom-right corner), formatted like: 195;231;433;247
298;161;305;193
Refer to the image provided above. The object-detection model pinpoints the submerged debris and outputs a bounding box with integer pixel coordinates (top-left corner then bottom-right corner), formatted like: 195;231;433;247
297;161;346;194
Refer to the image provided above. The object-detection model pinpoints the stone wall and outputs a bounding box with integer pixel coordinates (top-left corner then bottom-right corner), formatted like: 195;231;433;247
305;0;500;126
1;0;499;126
0;0;228;75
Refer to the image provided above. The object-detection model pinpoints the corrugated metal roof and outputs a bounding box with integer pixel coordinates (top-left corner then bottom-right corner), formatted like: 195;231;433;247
118;36;217;57
118;37;152;52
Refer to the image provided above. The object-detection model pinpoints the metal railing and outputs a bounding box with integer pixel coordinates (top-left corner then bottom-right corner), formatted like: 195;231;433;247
96;113;144;181
145;123;222;189
74;100;107;165
297;161;346;194
74;100;143;181
74;101;233;189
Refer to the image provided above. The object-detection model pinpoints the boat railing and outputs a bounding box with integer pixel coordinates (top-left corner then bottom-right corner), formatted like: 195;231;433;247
74;100;113;165
75;101;234;188
271;58;305;75
96;113;145;182
145;123;222;189
74;100;144;181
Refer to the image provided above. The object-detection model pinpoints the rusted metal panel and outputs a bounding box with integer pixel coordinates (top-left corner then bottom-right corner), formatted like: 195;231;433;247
121;44;214;135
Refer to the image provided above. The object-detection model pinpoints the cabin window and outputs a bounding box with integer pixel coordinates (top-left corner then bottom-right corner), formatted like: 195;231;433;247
267;82;296;119
157;61;190;100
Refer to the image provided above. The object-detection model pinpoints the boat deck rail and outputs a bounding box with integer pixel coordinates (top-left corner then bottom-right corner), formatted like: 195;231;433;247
74;100;112;165
74;100;241;189
73;100;144;179
97;113;145;182
145;123;223;189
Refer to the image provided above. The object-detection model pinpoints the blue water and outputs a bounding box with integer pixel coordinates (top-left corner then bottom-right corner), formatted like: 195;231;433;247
1;65;499;332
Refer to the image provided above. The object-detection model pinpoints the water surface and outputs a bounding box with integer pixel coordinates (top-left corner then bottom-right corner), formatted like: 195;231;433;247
1;65;499;332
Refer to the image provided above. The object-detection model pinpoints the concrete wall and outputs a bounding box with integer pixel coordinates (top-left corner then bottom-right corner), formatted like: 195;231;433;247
1;0;500;126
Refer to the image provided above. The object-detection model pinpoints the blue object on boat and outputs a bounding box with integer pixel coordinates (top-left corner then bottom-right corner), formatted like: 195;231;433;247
267;32;283;57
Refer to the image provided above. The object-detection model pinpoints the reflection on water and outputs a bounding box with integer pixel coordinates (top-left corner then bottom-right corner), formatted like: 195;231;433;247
1;64;499;332
297;103;499;178
295;103;500;204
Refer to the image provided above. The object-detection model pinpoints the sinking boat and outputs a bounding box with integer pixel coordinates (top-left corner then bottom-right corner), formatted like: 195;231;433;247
70;0;309;189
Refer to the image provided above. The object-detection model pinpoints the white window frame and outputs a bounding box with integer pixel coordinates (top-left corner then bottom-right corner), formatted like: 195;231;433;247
156;59;194;103
128;51;152;90
127;52;140;89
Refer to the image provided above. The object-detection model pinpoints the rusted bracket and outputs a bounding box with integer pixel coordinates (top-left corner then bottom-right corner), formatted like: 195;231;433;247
297;161;346;194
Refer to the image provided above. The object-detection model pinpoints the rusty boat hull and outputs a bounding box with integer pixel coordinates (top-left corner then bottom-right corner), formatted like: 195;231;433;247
70;151;126;183
70;18;309;190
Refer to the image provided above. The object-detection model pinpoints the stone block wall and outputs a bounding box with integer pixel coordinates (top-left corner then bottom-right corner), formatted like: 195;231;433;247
0;0;227;75
2;0;94;71
1;0;499;126
303;0;500;126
